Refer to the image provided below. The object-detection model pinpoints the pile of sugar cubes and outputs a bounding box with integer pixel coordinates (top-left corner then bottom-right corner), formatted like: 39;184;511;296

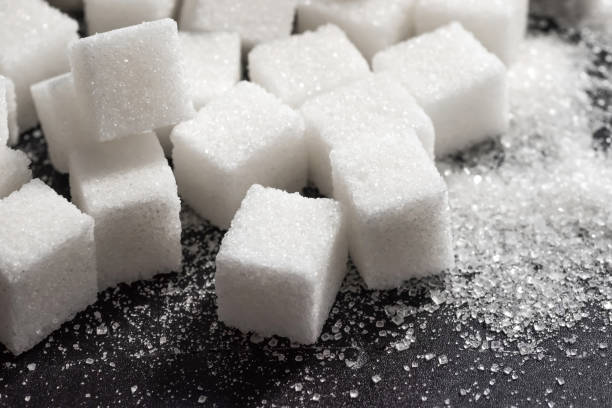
0;0;539;354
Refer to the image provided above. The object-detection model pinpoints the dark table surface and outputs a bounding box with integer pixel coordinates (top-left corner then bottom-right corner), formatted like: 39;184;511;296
1;14;612;408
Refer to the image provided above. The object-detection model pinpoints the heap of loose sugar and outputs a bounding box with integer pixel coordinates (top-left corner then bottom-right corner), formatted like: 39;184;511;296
434;31;612;346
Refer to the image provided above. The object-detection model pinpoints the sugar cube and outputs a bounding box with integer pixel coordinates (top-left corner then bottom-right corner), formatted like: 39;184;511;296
414;0;529;65
69;132;182;290
373;23;508;157
297;0;417;61
216;185;348;344
69;19;195;142
300;73;435;196
31;73;90;174
0;179;96;355
84;0;177;34
179;31;241;110
248;24;370;108
330;130;454;289
171;81;307;229
0;76;18;146
0;0;79;131
179;0;297;51
0;148;32;199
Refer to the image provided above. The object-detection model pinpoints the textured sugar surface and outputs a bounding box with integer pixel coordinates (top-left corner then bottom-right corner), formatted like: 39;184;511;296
85;0;176;34
2;14;612;408
216;185;347;344
179;31;241;110
330;130;453;289
31;73;89;174
1;76;18;146
373;22;508;157
0;179;92;271
301;73;434;196
0;147;32;199
249;24;370;108
414;0;529;64
69;19;195;142
297;0;417;60
70;132;182;290
171;81;307;228
179;0;297;50
0;179;96;356
0;0;78;131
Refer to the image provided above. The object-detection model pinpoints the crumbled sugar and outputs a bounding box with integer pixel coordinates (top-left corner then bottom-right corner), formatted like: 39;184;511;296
373;22;508;157
179;0;297;51
84;0;177;34
300;73;435;196
0;179;96;355
31;73;90;174
296;0;417;61
330;128;453;289
215;185;348;344
0;76;18;146
171;81;307;229
69;132;182;290
434;34;612;343
0;147;32;199
178;31;241;110
414;0;529;64
248;24;370;108
69;19;195;142
0;0;79;131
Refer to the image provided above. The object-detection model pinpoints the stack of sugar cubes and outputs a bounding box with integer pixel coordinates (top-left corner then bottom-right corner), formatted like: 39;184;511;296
0;0;529;353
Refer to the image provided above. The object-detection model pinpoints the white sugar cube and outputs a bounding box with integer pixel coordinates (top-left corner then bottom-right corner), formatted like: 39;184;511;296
0;148;32;199
31;73;90;174
69;132;182;290
216;185;348;344
0;179;96;355
300;73;435;196
0;76;18;146
330;131;454;289
179;31;241;110
0;0;79;131
297;0;417;61
171;82;307;229
414;0;529;65
249;24;370;108
69;19;195;142
373;23;508;157
180;0;297;51
85;0;177;34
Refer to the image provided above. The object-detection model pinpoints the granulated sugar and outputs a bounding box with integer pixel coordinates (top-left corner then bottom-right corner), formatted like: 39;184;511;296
435;29;612;347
